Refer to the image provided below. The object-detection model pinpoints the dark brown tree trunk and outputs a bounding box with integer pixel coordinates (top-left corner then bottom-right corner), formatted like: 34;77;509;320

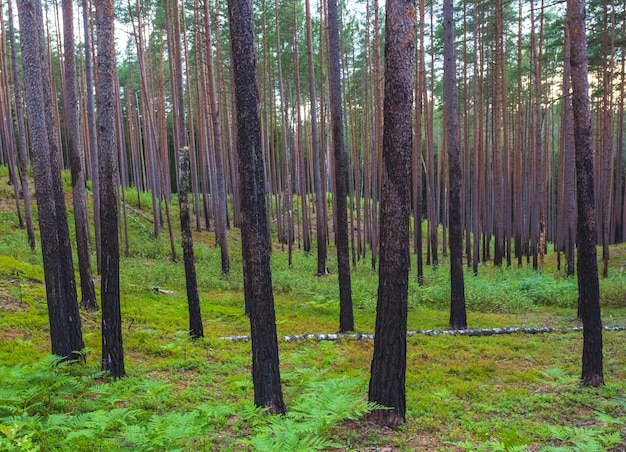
293;2;310;254
213;1;240;230
17;0;84;361
327;0;354;332
274;0;294;266
444;0;467;330
305;0;327;275
368;0;414;428
619;56;625;244
493;0;504;267
599;4;614;277
472;0;481;275
414;2;425;285
228;0;286;414
530;0;545;271
563;25;576;276
567;0;603;387
0;6;25;235
7;0;36;251
425;4;437;267
62;0;98;312
179;147;204;338
82;0;101;273
371;0;382;271
203;0;230;273
96;0;125;378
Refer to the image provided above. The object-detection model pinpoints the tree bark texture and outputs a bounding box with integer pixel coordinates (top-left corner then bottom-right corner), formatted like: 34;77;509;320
327;0;354;333
17;0;84;361
305;0;327;275
228;0;286;415
178;147;204;338
82;0;101;272
567;0;603;387
368;0;415;428
202;0;230;274
7;0;36;251
62;0;98;312
444;0;467;329
96;0;125;378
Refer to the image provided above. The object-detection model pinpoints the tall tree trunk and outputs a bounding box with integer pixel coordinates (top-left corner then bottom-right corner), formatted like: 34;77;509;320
371;0;382;270
444;0;467;330
305;0;327;275
425;0;437;267
62;0;98;312
600;3;614;277
203;0;230;273
179;147;204;338
563;25;576;276
567;0;603;387
327;0;354;332
274;0;294;266
293;2;311;254
82;0;100;268
368;0;414;427
413;5;424;285
96;0;125;378
132;0;161;237
6;0;36;251
530;0;545;270
17;0;84;361
472;0;481;275
228;0;286;415
493;0;504;267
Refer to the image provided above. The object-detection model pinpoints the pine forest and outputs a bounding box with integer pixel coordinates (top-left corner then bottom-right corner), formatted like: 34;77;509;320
1;0;626;449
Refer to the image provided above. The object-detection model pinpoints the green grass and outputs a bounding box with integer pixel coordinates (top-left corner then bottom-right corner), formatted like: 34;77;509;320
0;166;625;450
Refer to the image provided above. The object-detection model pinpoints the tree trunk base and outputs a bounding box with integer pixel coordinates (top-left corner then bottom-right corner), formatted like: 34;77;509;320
365;409;404;429
582;373;604;387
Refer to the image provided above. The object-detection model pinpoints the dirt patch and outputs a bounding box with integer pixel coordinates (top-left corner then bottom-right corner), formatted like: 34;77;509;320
0;289;26;311
330;418;455;451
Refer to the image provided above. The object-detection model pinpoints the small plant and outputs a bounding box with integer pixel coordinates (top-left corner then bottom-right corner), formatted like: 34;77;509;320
243;376;381;451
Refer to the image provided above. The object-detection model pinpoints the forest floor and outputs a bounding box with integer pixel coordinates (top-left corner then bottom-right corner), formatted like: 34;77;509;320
1;167;626;451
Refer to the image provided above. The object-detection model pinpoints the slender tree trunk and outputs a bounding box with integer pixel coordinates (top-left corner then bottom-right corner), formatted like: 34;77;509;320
444;0;467;329
328;0;354;332
413;7;424;285
62;0;98;312
492;0;504;267
600;4;614;277
563;26;576;276
203;0;230;273
0;6;25;232
96;0;125;378
368;0;414;427
472;0;481;275
82;0;101;272
6;0;35;251
371;0;382;270
274;0;294;266
17;0;84;361
425;1;437;267
305;0;327;275
293;2;310;254
228;0;285;414
567;0;603;387
179;147;204;338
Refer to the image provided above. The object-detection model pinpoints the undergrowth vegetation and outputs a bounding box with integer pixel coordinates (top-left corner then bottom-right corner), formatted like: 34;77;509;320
0;167;625;450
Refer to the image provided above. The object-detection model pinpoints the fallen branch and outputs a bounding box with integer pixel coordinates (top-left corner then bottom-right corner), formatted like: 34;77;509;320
218;325;626;343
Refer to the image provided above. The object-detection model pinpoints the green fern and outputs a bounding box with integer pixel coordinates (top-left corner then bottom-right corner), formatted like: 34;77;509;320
245;376;379;451
454;439;530;451
540;425;608;452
